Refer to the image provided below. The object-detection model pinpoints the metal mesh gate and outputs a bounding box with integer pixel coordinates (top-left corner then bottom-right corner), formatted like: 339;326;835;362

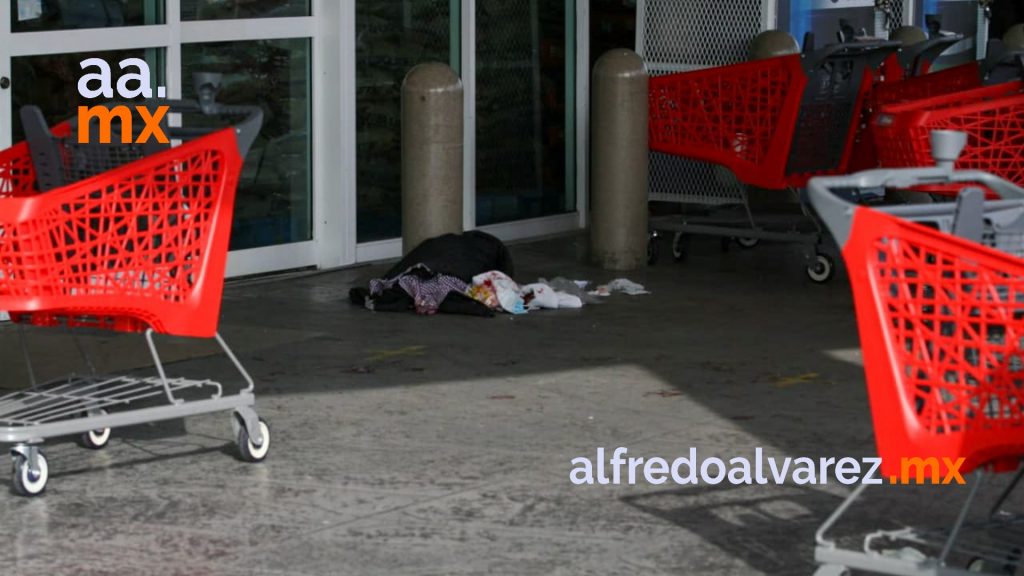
875;0;911;36
637;0;772;206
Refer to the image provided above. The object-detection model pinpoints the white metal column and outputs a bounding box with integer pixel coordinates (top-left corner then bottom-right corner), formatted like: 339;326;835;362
0;1;11;152
462;0;477;233
575;0;589;229
318;0;354;269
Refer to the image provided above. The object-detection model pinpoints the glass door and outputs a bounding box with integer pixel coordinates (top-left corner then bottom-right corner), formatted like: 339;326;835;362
0;0;331;278
474;0;576;227
1;1;168;150
355;0;461;245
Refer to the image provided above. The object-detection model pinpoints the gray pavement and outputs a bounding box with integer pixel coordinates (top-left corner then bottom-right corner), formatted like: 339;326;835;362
0;234;1014;575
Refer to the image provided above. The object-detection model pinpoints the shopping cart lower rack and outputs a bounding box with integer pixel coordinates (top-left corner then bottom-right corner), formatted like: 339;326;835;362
0;79;270;496
807;130;1024;575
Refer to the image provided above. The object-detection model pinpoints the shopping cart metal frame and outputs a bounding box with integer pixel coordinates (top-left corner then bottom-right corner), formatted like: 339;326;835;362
807;131;1024;575
0;76;271;496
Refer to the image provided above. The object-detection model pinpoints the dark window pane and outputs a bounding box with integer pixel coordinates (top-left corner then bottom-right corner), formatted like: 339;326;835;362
12;0;164;32
11;48;165;142
476;0;576;226
181;0;310;20
182;39;313;251
356;0;459;242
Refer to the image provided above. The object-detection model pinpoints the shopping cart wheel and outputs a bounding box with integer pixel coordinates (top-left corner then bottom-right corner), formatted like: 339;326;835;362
672;232;689;262
967;549;1023;574
806;254;836;284
12;451;48;497
737;237;760;249
647;236;661;266
236;418;271;463
966;557;985;572
813;565;850;576
78;427;111;450
76;410;111;450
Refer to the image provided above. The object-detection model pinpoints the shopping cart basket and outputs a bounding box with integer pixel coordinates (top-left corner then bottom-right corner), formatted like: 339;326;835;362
808;131;1024;575
0;77;270;496
647;41;899;282
847;58;982;173
873;81;1024;196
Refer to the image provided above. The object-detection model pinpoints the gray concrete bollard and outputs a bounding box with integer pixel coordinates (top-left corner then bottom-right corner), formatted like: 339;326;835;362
402;62;464;255
590;49;649;270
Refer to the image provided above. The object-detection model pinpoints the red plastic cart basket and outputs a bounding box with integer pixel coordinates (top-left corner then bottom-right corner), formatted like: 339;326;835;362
870;61;981;111
847;62;983;172
649;54;808;190
0;127;242;338
810;162;1024;478
649;43;899;190
874;81;1024;193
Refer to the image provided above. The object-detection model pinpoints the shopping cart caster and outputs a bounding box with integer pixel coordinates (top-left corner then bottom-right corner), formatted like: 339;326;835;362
76;410;111;450
234;413;271;463
806;253;836;284
11;447;48;497
672;232;689;262
647;235;661;266
967;549;1022;574
813;565;850;576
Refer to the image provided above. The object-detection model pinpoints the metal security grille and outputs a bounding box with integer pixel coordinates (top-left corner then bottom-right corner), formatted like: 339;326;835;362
637;0;773;205
476;0;543;223
875;0;910;35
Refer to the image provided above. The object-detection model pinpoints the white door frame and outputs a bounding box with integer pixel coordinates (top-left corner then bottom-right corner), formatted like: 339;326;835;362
0;0;343;278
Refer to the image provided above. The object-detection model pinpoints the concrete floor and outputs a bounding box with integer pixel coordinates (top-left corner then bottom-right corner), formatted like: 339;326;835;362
0;235;1017;575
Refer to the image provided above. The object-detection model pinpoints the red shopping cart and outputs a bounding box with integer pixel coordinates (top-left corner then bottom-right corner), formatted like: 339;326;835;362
646;41;900;282
648;45;897;189
850;35;1024;175
847;60;982;172
0;84;271;497
873;81;1024;195
808;131;1024;575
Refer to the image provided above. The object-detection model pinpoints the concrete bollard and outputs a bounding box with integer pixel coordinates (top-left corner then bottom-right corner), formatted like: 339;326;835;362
402;62;464;255
590;49;649;270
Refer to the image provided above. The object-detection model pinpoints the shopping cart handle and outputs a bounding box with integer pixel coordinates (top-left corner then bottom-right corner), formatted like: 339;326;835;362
808;131;1024;248
981;48;1024;83
802;40;903;75
897;34;964;76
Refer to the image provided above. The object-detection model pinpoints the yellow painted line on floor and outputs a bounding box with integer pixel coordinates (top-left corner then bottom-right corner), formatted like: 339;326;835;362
367;345;427;363
774;372;821;388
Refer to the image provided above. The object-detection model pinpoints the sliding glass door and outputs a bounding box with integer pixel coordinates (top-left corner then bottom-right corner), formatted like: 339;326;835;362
0;0;328;277
475;0;576;227
356;0;460;243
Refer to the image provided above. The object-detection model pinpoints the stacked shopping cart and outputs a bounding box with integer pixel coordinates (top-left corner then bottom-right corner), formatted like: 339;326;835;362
647;40;900;282
809;131;1024;576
